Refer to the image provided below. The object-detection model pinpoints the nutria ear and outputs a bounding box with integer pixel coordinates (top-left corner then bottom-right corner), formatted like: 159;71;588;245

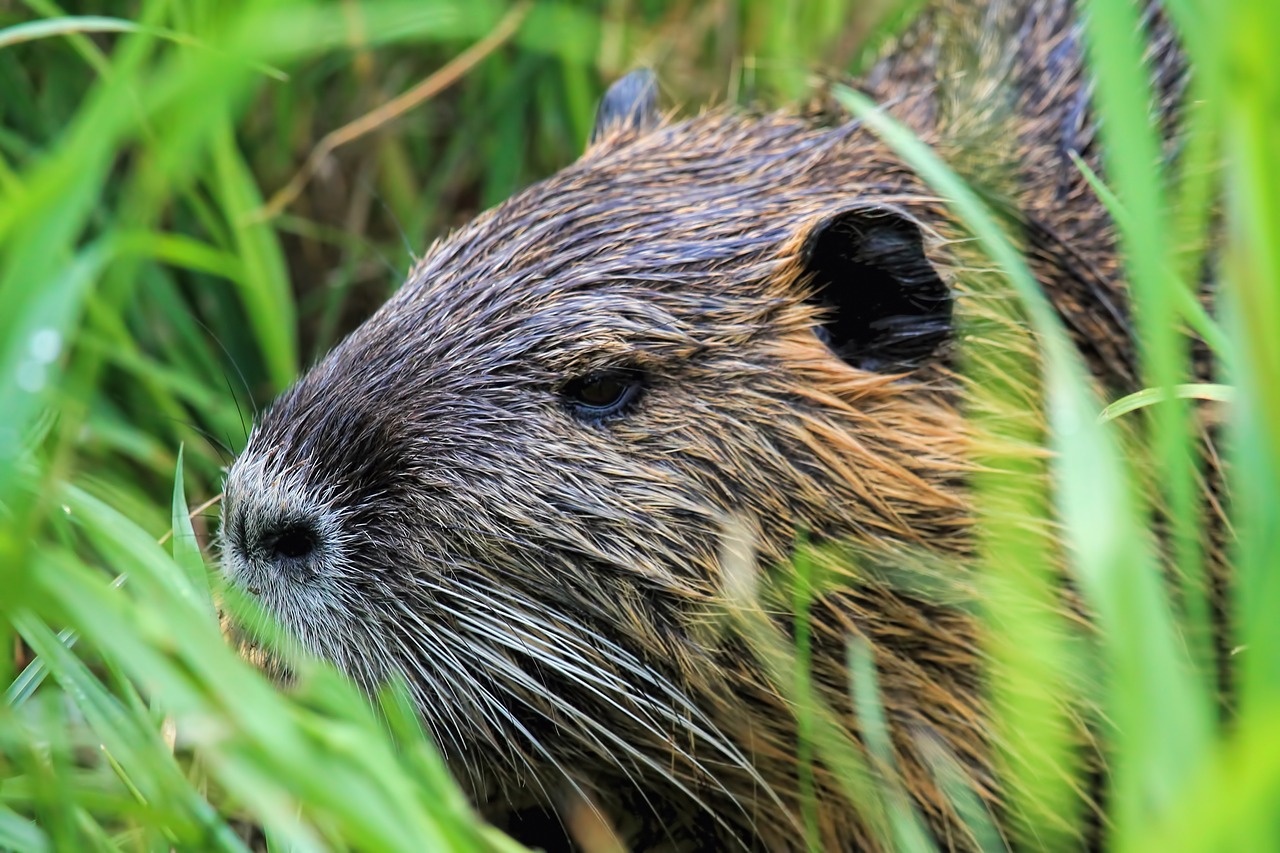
590;69;660;145
799;208;952;372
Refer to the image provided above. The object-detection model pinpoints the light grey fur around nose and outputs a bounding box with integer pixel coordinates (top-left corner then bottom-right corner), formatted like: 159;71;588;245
221;453;343;591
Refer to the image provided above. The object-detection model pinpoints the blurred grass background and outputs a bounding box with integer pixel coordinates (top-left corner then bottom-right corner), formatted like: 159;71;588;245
2;0;1279;850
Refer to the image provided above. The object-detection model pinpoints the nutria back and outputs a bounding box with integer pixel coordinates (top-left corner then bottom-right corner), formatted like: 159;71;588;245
220;1;1193;849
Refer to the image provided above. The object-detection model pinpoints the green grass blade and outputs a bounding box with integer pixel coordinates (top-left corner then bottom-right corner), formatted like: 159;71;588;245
210;124;298;391
1224;0;1280;730
0;804;49;853
1099;384;1233;424
1079;0;1208;689
170;446;213;610
847;638;937;853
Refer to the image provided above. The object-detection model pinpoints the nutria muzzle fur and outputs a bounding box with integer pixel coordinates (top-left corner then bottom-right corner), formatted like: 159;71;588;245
221;0;1200;848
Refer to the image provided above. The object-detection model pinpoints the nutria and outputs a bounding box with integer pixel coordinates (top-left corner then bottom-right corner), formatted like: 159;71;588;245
219;0;1209;849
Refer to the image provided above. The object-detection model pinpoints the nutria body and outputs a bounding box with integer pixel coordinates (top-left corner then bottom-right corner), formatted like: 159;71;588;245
220;1;1205;849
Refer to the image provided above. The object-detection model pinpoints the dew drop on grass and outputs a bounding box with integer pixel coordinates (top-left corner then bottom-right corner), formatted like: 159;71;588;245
13;328;62;393
30;328;62;363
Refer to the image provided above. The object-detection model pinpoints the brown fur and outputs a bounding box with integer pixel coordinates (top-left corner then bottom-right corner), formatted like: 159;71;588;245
220;1;1207;849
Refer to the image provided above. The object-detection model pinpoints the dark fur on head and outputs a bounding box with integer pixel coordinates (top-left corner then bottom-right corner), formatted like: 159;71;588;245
221;1;1194;849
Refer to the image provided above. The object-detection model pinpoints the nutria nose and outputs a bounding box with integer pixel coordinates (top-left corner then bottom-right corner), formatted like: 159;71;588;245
233;516;322;585
263;524;318;561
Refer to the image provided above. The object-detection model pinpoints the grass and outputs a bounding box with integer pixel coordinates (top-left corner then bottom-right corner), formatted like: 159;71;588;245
1;0;1278;850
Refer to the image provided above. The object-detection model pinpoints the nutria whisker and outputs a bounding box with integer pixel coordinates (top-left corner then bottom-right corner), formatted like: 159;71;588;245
440;582;771;794
386;614;555;800
455;631;748;849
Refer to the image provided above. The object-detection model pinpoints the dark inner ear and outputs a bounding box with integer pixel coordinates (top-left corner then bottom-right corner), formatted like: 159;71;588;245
590;69;659;144
801;209;952;372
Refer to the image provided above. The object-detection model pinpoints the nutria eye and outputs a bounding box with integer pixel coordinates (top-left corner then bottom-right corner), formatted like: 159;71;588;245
562;370;644;419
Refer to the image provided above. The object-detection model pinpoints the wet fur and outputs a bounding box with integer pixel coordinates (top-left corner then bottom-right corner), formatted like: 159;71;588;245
220;0;1199;849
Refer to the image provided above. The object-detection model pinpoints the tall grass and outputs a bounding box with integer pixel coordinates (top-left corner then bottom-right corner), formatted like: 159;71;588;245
1;0;1277;850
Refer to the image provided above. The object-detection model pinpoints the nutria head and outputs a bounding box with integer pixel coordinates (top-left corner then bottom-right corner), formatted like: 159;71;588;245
220;71;983;849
